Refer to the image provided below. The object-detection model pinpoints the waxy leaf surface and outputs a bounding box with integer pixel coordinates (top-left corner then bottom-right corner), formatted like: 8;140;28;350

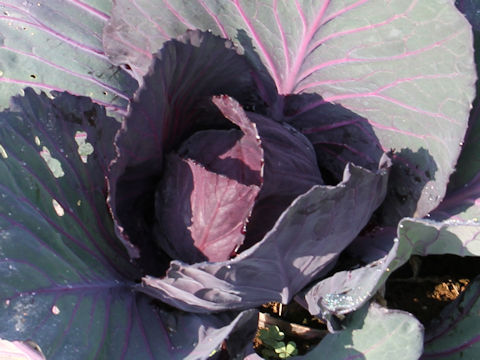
0;0;137;117
302;303;423;360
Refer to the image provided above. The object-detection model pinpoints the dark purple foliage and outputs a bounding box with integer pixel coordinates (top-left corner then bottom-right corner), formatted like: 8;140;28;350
0;1;477;359
155;96;264;263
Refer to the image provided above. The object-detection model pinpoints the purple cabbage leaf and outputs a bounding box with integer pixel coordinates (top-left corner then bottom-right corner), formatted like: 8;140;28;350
154;95;264;263
0;0;137;117
141;154;390;312
297;227;400;330
0;89;258;359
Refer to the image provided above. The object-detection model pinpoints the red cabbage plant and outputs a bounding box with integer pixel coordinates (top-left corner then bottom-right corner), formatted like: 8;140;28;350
0;1;477;359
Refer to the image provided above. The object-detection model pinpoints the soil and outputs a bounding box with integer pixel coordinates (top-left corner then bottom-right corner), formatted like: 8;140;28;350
252;254;480;359
384;254;480;326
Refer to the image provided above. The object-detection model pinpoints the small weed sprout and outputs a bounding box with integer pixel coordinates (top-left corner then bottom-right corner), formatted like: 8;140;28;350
258;325;298;359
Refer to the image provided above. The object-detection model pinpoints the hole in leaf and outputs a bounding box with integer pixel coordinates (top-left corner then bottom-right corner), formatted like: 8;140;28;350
0;144;7;159
39;146;64;178
52;199;64;216
51;305;60;315
74;131;93;163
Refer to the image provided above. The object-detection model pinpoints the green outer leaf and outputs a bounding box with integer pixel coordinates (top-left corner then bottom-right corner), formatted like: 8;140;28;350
300;302;423;360
448;0;480;190
0;0;137;117
404;156;480;255
398;218;480;257
423;276;480;359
